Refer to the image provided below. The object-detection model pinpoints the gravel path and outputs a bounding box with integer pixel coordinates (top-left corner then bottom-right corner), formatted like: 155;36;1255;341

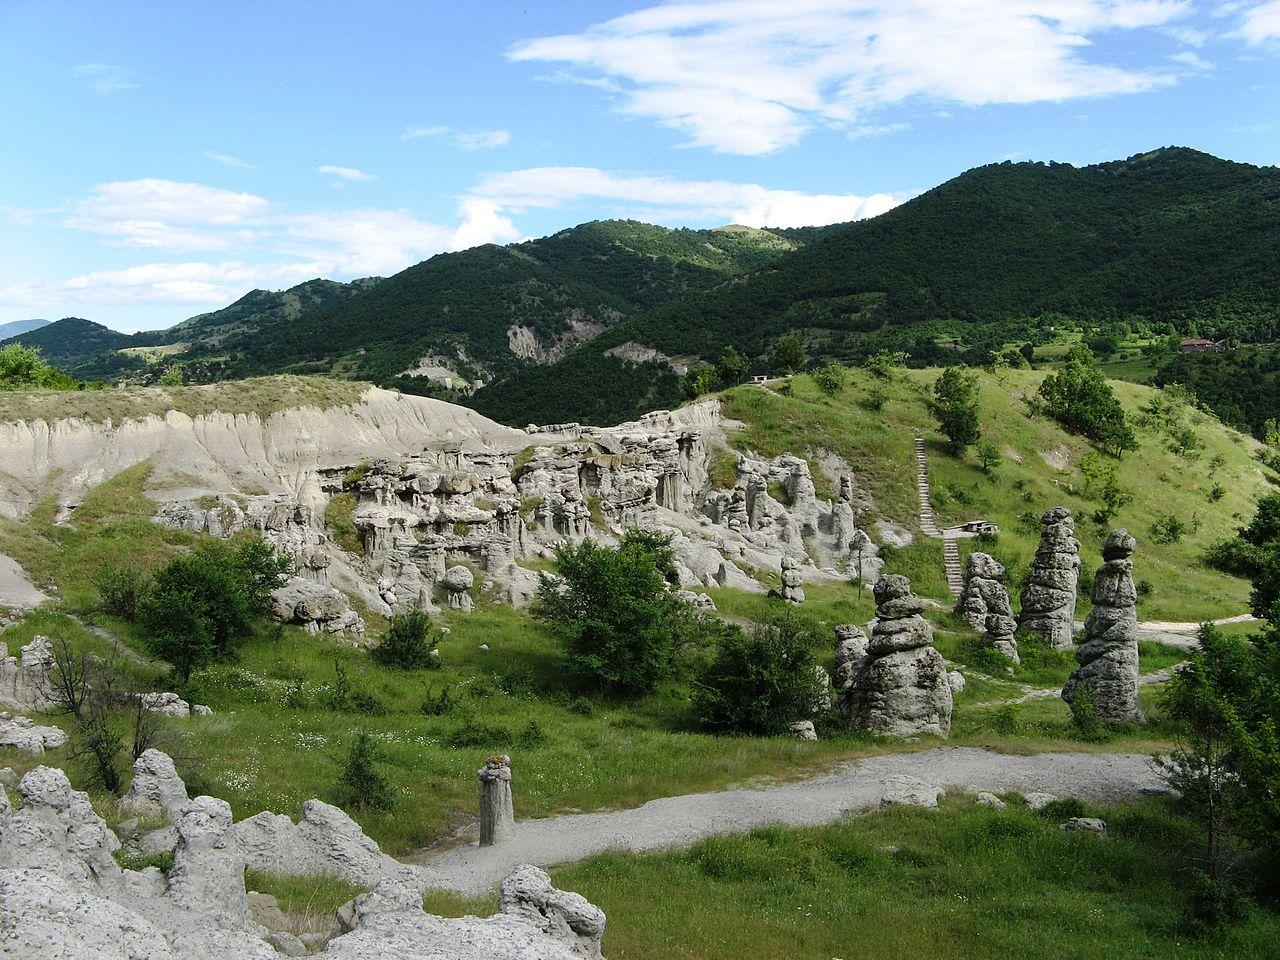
414;747;1163;896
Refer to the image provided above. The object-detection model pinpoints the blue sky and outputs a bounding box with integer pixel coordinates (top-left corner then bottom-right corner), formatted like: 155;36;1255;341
2;0;1278;332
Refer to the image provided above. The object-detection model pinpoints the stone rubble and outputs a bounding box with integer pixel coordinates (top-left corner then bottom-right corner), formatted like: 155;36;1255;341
1062;529;1144;724
0;710;67;755
1018;507;1081;650
0;755;608;959
845;575;953;738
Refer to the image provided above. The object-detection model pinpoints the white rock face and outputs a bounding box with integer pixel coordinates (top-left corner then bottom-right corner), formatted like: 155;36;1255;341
121;749;191;822
0;635;56;711
270;576;366;636
0;757;608;960
0;710;67;755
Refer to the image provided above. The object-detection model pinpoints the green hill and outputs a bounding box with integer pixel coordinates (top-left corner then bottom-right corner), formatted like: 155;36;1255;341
473;147;1280;424
3;317;134;371
201;219;809;388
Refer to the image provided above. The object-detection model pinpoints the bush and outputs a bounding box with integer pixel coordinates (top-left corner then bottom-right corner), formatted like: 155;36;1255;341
533;530;687;696
420;685;458;716
691;612;826;735
1037;360;1137;456
137;537;290;683
1039;797;1087;820
371;605;440;670
334;731;394;812
446;721;512;749
932;368;981;453
1068;688;1106;741
812;363;847;396
95;565;147;620
1150;513;1190;545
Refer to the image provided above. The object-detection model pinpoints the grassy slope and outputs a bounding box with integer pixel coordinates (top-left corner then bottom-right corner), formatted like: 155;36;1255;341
0;375;368;425
427;797;1280;960
720;367;1273;621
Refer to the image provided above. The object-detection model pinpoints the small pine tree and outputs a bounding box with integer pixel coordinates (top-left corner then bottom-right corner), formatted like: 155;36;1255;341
932;368;981;453
371;604;440;669
334;731;394;811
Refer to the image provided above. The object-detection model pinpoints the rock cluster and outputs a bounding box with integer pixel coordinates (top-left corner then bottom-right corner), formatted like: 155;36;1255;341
0;754;608;959
846;575;952;738
954;552;1013;630
0;710;67;755
1062;530;1143;723
270;576;366;636
1018;507;1081;650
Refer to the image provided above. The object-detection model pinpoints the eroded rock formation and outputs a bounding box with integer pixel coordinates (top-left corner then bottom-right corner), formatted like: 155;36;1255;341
1018;507;1081;650
1062;529;1143;723
479;755;515;847
954;552;1013;630
846;575;952;737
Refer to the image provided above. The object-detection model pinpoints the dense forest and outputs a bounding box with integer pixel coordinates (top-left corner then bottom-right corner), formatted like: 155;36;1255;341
1156;345;1280;439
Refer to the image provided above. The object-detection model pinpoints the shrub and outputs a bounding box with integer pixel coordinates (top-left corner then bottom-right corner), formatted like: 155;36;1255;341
95;565;147;620
975;440;1002;475
1037;360;1137;456
1150;513;1190;545
334;731;394;812
769;335;806;374
1068;688;1106;741
932;368;981;453
371;605;440;670
1039;797;1087;820
137;537;290;684
861;385;889;411
812;362;847;396
533;530;687;696
691;612;826;735
420;685;458;716
446;721;512;749
516;719;549;748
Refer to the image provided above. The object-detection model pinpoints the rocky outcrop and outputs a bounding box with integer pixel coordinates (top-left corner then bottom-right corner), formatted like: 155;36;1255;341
0;758;607;959
121;748;191;821
1018;507;1081;650
0;710;66;755
1062;530;1144;723
847;575;952;737
230;798;428;891
0;634;55;711
270;576;366;636
954;552;1013;630
441;565;475;613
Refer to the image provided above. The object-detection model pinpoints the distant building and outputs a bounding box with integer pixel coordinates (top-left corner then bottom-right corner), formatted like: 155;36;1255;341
1179;338;1221;354
749;375;770;384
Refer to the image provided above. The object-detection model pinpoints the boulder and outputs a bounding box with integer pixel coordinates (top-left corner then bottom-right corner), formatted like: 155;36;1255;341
1024;792;1058;811
788;720;818;741
880;776;945;808
976;792;1007;810
0;710;67;755
1059;817;1107;834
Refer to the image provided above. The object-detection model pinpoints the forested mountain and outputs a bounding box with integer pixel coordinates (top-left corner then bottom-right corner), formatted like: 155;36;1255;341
198;220;809;387
472;148;1280;424
162;276;381;344
2;317;134;371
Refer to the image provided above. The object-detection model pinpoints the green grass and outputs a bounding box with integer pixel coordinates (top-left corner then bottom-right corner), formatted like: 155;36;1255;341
324;492;362;554
424;796;1280;960
721;368;1272;621
244;870;367;936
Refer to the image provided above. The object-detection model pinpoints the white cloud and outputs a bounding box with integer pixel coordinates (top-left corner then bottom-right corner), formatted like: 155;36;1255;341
205;150;257;169
65;179;271;251
471;166;901;228
402;125;512;149
848;122;911;139
318;165;377;182
1169;50;1213;69
72;63;138;96
510;0;1189;154
4;178;521;310
1239;1;1280;43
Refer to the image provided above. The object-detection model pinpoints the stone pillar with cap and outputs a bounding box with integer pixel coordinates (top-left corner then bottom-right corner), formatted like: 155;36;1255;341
478;754;514;846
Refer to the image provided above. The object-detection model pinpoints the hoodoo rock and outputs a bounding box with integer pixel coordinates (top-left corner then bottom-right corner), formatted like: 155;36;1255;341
121;748;191;821
479;755;516;846
1062;530;1144;724
982;613;1021;665
780;556;805;604
847;575;952;737
1018;507;1081;650
955;552;1014;630
832;623;870;719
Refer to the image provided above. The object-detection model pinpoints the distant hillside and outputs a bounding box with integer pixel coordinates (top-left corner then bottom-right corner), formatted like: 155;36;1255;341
473;147;1280;424
165;276;381;344
197;220;811;388
3;317;134;371
0;318;50;340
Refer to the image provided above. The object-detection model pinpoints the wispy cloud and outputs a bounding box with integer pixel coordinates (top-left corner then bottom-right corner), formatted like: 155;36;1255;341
510;0;1190;155
469;166;903;229
72;63;138;96
402;125;512;150
204;150;257;170
318;165;377;182
1238;1;1280;44
1169;50;1213;70
848;122;911;140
